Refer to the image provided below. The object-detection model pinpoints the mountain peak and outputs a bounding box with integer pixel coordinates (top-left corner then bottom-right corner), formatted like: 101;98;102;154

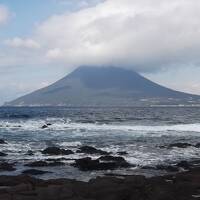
69;66;141;90
4;66;200;106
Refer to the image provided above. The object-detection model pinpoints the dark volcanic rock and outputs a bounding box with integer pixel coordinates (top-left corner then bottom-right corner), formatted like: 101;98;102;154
42;147;74;155
98;155;126;162
22;169;51;175
72;157;131;171
141;165;155;170
25;161;49;167
0;162;16;171
1;167;200;200
194;143;200;148
41;125;48;129
26;150;34;156
168;143;192;148
176;161;190;169
156;165;179;172
25;161;65;167
117;151;128;155
77;146;110;155
45;158;74;162
0;139;7;144
46;123;52;126
0;152;7;157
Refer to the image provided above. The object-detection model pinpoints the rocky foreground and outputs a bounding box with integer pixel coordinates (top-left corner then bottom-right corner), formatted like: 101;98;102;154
1;139;200;199
0;167;200;200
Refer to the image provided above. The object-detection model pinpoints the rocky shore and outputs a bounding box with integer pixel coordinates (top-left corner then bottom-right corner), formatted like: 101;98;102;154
0;139;200;199
0;167;200;200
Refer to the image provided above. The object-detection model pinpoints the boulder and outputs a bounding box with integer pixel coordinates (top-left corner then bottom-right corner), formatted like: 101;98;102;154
77;146;109;155
41;125;48;129
41;147;74;155
168;143;192;148
176;161;190;169
0;162;16;171
98;155;126;162
156;165;179;172
22;169;51;175
195;143;200;148
46;123;52;126
0;152;7;157
25;160;65;167
0;139;7;144
26;150;34;156
117;151;128;155
72;157;131;171
25;161;49;167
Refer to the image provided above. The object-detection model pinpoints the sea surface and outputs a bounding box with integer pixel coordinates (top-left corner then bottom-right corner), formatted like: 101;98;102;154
0;106;200;181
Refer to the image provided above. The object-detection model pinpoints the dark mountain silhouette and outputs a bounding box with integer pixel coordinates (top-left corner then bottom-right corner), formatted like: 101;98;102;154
5;66;200;106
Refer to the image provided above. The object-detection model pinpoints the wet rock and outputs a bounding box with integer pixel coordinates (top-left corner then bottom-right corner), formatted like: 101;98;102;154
168;143;192;148
141;165;155;170
176;161;190;169
26;150;34;156
41;125;48;129
42;147;74;155
156;165;179;172
45;158;74;162
194;143;200;148
117;151;128;155
0;139;7;144
0;168;200;200
47;161;65;167
25;160;65;167
0;152;7;157
72;157;131;171
22;169;51;175
188;159;200;167
77;146;110;155
98;155;126;162
46;123;52;126
25;161;49;167
72;157;99;171
0;162;16;171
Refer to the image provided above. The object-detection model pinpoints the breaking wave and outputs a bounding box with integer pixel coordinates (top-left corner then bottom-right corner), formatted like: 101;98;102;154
0;119;200;135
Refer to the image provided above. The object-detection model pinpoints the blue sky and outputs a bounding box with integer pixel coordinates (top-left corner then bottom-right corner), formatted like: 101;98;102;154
0;0;200;104
0;0;83;39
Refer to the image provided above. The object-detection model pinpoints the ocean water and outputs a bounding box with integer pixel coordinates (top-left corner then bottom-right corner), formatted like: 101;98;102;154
0;106;200;181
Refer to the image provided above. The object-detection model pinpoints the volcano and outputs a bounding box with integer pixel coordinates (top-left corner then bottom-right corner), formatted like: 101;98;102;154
5;66;200;106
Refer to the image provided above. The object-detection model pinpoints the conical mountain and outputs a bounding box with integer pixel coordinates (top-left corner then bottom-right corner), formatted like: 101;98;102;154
5;66;199;106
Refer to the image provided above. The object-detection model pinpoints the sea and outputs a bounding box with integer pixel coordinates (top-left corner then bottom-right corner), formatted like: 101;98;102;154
0;106;200;181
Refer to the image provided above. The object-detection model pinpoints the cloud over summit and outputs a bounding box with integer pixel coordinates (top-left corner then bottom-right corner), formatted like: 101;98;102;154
3;0;200;72
32;0;200;72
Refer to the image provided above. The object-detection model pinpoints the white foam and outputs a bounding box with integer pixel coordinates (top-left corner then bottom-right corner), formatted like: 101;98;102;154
62;123;200;132
59;141;82;147
1;119;200;136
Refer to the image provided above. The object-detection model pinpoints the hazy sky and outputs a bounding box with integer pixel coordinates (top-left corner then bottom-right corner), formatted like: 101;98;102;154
0;0;200;104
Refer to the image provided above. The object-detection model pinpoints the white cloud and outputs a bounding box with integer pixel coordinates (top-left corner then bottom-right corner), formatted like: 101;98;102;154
57;0;104;8
4;0;200;72
46;48;63;59
0;5;10;25
4;37;41;49
26;0;200;72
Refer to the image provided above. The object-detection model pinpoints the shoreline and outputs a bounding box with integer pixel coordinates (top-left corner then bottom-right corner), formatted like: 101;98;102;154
0;167;199;200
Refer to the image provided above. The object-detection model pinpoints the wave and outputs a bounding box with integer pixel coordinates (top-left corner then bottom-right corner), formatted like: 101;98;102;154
0;114;30;119
61;123;200;132
0;119;200;134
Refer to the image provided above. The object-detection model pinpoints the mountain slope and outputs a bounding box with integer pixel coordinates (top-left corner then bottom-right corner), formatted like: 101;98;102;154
5;66;200;106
